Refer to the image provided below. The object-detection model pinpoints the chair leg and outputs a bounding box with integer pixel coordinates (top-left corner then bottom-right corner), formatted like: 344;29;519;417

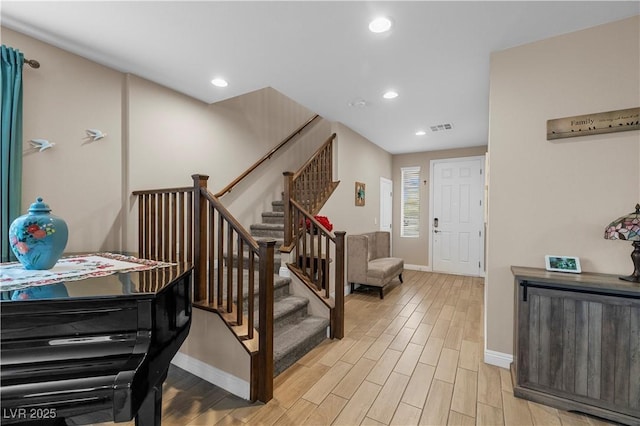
399;273;403;283
350;282;354;293
379;287;384;299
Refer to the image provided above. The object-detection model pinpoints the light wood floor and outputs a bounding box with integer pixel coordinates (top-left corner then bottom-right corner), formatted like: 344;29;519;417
100;270;618;426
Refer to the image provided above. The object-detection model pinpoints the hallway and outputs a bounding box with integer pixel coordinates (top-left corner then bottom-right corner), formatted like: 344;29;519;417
101;270;614;425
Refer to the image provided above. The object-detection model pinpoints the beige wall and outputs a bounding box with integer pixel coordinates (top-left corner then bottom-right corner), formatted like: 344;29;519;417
178;309;252;392
3;27;124;253
3;26;331;255
392;146;487;267
486;16;640;356
126;78;330;250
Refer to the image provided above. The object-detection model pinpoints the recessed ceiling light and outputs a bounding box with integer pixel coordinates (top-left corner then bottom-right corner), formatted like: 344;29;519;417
383;91;398;100
415;130;427;136
211;78;228;87
369;17;392;33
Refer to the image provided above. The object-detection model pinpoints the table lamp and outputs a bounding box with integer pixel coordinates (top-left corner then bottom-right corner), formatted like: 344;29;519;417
604;204;640;282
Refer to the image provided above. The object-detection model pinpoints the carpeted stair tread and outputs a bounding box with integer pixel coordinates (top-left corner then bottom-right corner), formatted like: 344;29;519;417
273;315;329;375
255;295;310;330
241;196;330;377
250;223;285;238
218;270;291;302
273;295;308;321
227;250;284;271
262;211;284;224
225;269;289;288
251;223;284;230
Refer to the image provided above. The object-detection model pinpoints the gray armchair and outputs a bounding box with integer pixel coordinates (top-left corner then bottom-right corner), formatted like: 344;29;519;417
347;231;403;299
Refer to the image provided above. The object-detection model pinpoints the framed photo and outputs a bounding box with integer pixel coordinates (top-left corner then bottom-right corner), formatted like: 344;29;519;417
355;182;365;206
545;255;581;274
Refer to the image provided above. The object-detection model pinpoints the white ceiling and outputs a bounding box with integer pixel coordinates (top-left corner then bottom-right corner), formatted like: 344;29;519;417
2;1;638;154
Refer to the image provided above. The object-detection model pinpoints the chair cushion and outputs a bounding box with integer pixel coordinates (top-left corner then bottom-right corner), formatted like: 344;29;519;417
366;257;404;287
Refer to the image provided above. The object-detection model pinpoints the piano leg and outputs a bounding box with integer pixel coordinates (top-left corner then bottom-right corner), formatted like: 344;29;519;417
135;383;162;426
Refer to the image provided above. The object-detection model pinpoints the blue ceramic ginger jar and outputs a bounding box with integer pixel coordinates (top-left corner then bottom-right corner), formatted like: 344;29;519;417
8;197;68;270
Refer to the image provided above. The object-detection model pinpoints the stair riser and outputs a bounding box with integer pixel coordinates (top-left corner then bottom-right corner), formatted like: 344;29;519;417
237;281;290;305
252;231;284;239
274;328;327;376
253;300;309;330
273;304;308;330
240;195;329;379
232;278;290;304
262;215;284;225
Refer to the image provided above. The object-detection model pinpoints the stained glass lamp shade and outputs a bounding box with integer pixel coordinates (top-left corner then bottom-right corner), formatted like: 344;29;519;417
604;204;640;282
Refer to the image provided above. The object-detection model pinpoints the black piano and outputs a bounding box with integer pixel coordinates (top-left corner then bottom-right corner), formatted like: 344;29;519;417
0;263;192;426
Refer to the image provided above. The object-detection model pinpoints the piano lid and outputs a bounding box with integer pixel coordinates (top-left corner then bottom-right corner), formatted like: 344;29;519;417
0;263;192;303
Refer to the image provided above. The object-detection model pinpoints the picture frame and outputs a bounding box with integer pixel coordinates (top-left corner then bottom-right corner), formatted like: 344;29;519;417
544;255;581;274
355;182;365;206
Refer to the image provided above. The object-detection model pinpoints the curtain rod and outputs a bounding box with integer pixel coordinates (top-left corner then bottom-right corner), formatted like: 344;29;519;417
23;58;40;69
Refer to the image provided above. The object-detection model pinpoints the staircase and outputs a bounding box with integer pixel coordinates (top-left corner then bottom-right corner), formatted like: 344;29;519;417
250;199;329;375
132;124;344;401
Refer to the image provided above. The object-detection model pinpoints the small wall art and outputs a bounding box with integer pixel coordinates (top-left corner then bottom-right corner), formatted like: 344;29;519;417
547;107;639;140
355;182;365;206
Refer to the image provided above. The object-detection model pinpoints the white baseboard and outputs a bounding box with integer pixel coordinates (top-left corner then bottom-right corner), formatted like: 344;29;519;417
484;349;513;369
172;351;250;400
404;264;432;272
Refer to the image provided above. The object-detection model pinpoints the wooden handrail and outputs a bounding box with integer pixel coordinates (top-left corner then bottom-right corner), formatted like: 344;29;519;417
282;133;338;250
201;188;259;252
134;174;276;402
292;133;336;181
280;132;344;339
285;198;345;339
214;114;320;198
192;175;275;401
290;199;336;241
132;186;192;196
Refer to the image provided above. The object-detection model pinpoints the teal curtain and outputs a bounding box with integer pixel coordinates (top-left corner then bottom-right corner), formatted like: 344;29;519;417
1;45;24;262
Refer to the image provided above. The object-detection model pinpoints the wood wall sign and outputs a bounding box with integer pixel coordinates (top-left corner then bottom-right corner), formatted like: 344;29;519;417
547;107;639;140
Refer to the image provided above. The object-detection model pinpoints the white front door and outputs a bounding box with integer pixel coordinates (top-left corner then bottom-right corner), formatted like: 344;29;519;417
380;177;393;233
430;157;484;276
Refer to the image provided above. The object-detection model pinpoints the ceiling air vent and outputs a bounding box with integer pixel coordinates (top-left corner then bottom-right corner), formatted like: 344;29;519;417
430;123;454;132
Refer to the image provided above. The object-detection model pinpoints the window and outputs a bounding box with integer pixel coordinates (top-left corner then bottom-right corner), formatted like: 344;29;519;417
401;166;420;237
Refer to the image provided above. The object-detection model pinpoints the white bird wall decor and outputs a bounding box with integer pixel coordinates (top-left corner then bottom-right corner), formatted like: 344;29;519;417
29;139;55;152
85;129;107;141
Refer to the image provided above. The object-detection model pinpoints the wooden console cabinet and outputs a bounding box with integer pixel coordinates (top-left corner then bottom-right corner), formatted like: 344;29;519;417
512;266;640;425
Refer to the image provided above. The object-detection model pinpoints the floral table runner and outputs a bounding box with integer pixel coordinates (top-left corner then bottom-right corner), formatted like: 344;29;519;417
0;253;174;291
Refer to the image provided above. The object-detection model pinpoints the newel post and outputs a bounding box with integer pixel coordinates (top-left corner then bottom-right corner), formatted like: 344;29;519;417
192;174;209;302
257;239;276;402
333;231;346;339
283;172;294;248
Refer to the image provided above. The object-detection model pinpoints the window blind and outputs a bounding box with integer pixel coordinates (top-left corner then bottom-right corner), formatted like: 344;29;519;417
401;166;420;238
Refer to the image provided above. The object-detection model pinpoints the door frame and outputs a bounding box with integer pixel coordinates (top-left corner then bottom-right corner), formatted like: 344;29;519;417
380;176;393;250
428;155;486;277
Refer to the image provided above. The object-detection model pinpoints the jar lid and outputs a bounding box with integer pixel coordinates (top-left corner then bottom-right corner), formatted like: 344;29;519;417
28;197;52;213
